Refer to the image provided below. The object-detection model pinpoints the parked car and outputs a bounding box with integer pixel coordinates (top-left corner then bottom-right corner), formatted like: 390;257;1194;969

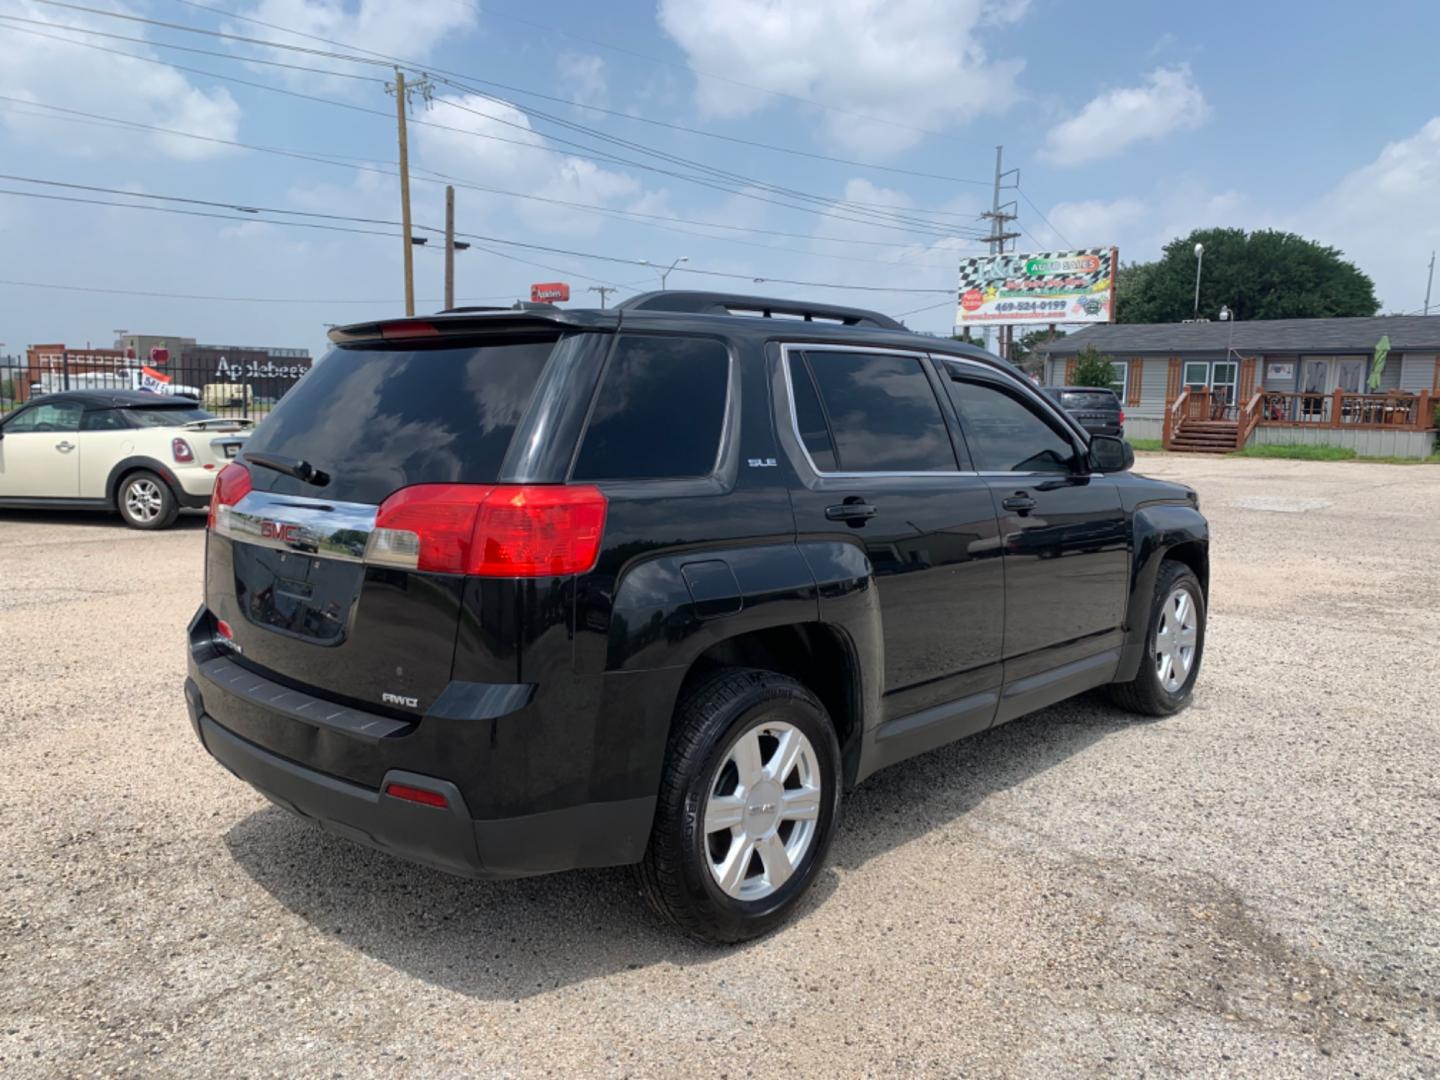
1040;385;1125;438
184;292;1208;942
0;390;253;529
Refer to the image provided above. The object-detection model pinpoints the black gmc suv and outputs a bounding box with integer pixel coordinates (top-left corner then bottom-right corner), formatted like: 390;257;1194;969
184;292;1207;943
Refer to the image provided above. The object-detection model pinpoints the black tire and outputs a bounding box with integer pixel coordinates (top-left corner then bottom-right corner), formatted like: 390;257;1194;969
1109;560;1206;716
116;470;179;530
638;668;842;944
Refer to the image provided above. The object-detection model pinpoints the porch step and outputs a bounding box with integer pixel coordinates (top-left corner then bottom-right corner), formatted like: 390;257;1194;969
1169;420;1240;453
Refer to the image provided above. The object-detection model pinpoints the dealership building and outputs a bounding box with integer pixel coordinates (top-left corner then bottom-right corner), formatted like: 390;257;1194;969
1037;315;1440;458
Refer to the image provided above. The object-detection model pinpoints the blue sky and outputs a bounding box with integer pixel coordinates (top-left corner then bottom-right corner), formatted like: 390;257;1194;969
2;0;1438;359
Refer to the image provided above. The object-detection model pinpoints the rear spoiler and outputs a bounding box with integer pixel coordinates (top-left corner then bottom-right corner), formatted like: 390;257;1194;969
328;308;618;345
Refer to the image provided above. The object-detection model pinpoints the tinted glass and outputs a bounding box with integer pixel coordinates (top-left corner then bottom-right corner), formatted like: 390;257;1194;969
787;354;838;472
1059;391;1118;411
4;401;83;433
572;335;728;480
948;379;1077;474
125;406;215;427
242;338;554;503
81;409;130;431
802;351;955;472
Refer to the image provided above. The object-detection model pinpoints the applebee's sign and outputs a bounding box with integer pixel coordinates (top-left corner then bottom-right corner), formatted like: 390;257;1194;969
214;356;309;380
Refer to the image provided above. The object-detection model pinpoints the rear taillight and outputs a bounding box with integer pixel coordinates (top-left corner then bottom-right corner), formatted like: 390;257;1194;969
370;484;607;577
1118;409;1126;425
172;437;194;463
208;462;252;530
216;619;234;641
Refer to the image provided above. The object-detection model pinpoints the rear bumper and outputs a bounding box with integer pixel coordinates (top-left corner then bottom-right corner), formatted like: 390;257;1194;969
184;615;656;880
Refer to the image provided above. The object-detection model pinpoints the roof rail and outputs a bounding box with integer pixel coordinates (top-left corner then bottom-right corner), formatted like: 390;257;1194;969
618;290;907;331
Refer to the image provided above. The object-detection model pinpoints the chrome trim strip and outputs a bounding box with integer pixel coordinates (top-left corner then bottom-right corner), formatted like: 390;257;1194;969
778;342;977;479
215;489;378;564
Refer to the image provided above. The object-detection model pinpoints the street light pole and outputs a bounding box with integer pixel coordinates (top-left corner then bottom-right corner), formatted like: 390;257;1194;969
1193;242;1205;320
642;256;689;289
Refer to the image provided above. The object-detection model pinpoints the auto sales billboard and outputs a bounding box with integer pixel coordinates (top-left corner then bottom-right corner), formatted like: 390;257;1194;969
955;248;1117;326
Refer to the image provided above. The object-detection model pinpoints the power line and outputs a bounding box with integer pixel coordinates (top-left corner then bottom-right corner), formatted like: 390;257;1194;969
171;0;973;147
0;181;955;294
0;277;515;305
1017;187;1072;249
18;3;985;237
0;95;985;270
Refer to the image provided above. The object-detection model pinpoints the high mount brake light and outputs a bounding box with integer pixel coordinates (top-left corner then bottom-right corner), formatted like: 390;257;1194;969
370;484;607;577
379;321;440;341
208;462;252;530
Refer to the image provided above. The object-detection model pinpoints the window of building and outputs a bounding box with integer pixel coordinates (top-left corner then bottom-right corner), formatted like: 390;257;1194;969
572;335;729;481
947;378;1077;474
793;350;956;473
1108;360;1128;400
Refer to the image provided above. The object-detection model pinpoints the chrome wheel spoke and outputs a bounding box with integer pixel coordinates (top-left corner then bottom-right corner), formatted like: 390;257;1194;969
730;729;765;790
705;793;746;832
755;834;793;889
767;727;804;784
780;786;821;822
716;836;756;894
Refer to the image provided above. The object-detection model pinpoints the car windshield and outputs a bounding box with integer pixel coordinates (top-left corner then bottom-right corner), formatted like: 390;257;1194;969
1059;391;1117;410
124;406;216;427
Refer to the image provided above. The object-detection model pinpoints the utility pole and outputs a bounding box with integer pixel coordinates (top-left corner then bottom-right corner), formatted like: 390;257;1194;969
588;285;616;308
387;69;432;316
444;185;456;312
1425;250;1435;316
979;145;1020;359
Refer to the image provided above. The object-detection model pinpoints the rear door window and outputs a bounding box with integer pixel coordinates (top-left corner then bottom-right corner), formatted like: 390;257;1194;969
241;338;556;504
571;335;729;480
794;350;956;472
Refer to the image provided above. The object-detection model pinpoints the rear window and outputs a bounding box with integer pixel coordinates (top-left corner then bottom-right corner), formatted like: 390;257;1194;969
240;338;555;504
125;406;215;427
1058;390;1118;410
571;335;728;480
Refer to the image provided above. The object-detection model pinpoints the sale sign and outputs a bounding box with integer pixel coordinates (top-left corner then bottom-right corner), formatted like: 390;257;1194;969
955;248;1118;326
139;365;172;393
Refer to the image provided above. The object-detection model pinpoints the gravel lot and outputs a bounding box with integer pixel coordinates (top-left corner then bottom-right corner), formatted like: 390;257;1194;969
2;455;1437;1078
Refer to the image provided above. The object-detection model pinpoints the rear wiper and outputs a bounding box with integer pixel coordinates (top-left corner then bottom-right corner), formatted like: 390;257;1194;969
244;451;330;487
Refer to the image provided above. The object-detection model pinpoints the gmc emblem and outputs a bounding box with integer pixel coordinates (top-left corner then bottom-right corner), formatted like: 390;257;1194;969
260;521;301;543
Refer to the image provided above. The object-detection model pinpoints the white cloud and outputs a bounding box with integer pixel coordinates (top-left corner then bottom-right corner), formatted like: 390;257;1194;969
657;0;1023;156
556;53;608;108
412;95;641;236
1288;118;1440;311
0;1;240;160
226;0;476;88
1038;197;1148;249
1042;65;1209;167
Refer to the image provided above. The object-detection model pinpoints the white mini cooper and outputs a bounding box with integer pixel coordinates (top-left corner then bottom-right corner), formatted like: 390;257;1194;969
0;390;252;529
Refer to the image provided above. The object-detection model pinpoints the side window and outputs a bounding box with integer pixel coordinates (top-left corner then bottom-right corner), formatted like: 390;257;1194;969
786;354;838;472
571;335;729;481
947;378;1078;474
3;402;83;433
81;409;129;432
795;350;956;472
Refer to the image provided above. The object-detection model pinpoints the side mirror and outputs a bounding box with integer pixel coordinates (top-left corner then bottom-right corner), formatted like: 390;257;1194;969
1089;434;1133;473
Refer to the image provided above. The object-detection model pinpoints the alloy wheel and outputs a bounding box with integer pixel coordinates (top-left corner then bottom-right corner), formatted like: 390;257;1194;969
704;720;822;901
1155;586;1199;693
125;479;164;523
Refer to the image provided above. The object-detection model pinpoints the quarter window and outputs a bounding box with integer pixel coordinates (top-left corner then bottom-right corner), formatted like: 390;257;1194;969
572;335;729;480
947;378;1077;474
792;350;956;472
81;409;130;431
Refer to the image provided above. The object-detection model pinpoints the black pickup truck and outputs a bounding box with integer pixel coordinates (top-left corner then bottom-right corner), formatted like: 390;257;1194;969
184;291;1208;943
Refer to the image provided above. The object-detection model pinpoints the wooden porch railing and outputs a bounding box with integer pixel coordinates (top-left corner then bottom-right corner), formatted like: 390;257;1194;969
1237;391;1264;448
1163;386;1190;447
1255;390;1435;430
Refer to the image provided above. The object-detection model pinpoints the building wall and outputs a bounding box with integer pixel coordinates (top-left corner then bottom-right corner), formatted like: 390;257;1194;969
1247;425;1434;459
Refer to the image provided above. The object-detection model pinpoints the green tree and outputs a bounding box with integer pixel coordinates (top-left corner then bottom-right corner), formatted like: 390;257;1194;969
1072;346;1118;388
1115;227;1379;323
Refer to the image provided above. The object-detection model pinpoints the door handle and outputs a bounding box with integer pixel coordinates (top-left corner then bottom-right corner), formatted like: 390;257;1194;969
826;501;878;523
1001;493;1037;514
55;441;76;453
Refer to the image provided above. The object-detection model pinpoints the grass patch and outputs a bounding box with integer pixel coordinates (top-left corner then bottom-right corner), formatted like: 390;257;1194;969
1352;452;1440;465
1232;444;1357;461
1127;438;1164;452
